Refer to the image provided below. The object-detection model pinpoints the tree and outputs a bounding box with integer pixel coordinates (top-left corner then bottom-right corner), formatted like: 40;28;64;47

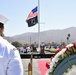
11;41;22;47
60;42;66;48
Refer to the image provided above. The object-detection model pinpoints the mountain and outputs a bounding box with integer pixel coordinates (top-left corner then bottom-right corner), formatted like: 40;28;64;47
5;27;76;44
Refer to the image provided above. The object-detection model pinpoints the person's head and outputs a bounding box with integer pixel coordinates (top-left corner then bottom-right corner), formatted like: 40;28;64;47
0;14;9;37
0;22;4;36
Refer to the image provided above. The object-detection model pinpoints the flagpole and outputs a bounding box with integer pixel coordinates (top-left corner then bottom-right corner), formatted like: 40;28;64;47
38;0;40;52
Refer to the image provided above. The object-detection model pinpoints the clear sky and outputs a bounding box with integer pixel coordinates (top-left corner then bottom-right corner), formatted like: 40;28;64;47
0;0;76;36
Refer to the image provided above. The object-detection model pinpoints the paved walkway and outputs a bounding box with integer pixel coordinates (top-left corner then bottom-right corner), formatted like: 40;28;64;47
22;58;49;75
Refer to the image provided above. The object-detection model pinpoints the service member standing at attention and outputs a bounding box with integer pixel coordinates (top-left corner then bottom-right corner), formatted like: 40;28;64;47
0;14;23;75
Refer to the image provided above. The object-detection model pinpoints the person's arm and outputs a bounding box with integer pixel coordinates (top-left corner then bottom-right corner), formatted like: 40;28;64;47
7;49;23;75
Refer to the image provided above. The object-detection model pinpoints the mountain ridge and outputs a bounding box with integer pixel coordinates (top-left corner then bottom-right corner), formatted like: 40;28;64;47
5;27;76;44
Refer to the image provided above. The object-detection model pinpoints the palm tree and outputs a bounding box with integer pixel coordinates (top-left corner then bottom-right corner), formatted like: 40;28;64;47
67;34;71;44
68;34;70;38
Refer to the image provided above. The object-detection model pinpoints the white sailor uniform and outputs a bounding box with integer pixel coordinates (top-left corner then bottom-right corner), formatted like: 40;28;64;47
0;36;23;75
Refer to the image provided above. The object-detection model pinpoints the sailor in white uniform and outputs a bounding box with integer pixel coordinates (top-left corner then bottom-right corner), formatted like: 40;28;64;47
0;14;23;75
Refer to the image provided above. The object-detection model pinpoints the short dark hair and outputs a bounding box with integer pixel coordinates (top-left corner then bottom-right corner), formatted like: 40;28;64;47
0;22;4;28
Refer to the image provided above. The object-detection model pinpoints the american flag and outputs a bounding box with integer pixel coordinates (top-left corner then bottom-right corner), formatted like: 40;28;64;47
26;6;38;21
